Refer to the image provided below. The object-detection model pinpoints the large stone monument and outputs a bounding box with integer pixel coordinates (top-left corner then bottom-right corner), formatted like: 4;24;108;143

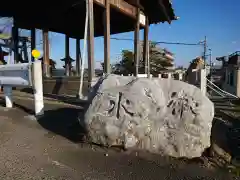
82;74;214;158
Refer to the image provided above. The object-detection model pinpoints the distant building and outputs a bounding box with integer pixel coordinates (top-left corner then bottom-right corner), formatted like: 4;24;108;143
185;57;204;85
222;51;240;97
60;56;75;76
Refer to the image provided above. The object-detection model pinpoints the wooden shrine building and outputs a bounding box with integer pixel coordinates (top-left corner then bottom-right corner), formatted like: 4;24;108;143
0;0;176;86
60;56;75;76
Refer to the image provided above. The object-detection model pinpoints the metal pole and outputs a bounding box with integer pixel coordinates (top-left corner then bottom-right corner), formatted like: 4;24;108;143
203;36;207;69
78;0;89;98
209;48;212;81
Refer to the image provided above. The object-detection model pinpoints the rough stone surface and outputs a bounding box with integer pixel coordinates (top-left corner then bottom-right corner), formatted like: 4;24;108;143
84;74;215;158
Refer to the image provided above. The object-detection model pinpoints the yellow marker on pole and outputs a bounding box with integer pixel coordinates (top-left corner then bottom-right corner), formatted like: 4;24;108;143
32;49;41;60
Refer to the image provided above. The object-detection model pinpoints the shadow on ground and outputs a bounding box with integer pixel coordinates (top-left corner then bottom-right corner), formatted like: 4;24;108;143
8;100;88;143
37;107;87;143
211;108;240;159
35;107;87;143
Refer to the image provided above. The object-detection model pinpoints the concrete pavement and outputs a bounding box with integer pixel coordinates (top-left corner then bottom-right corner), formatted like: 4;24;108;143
0;95;237;179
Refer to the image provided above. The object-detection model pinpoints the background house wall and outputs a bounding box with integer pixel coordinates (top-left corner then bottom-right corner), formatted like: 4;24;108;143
222;66;240;97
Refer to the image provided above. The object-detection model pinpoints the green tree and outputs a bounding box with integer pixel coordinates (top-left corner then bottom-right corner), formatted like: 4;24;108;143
118;50;135;75
142;41;174;76
118;41;174;76
101;41;174;76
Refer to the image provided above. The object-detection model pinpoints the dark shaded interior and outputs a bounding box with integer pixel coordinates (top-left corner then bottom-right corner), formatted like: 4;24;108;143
0;0;175;38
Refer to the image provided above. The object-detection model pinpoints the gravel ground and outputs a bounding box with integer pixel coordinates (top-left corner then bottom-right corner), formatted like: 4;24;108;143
0;94;238;179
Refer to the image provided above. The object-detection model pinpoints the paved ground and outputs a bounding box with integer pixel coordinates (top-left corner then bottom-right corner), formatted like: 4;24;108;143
0;93;237;179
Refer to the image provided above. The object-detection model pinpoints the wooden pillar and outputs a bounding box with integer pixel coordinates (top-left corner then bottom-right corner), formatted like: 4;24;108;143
43;29;50;77
13;21;19;64
76;38;81;76
65;35;70;76
88;0;95;86
143;17;150;77
104;0;110;74
31;28;36;62
134;4;140;76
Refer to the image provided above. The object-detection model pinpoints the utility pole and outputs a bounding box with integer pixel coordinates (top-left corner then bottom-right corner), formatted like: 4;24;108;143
203;36;207;69
209;48;212;81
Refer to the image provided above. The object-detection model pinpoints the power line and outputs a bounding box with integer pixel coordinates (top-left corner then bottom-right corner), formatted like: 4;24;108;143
110;37;133;41
110;37;203;46
155;42;202;46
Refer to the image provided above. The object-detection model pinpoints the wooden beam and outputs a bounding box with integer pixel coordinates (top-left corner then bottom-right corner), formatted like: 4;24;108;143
88;0;95;86
134;3;140;76
124;0;144;10
94;0;137;18
94;0;105;6
65;35;70;76
110;0;136;19
31;28;36;62
43;29;50;77
104;0;111;74
143;17;149;75
76;38;81;76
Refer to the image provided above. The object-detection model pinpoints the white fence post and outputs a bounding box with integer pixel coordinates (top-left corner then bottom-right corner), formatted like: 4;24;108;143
4;86;13;108
167;73;172;79
200;69;207;95
33;61;44;116
179;73;183;81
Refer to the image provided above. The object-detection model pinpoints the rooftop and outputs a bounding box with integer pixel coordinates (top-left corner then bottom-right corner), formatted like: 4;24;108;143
0;0;175;38
228;51;240;65
229;51;240;58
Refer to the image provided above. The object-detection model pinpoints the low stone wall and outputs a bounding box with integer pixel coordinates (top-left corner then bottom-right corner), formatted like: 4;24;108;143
43;77;89;96
18;77;89;96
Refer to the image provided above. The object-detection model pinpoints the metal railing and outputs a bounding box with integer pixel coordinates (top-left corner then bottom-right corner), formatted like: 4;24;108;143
206;78;239;99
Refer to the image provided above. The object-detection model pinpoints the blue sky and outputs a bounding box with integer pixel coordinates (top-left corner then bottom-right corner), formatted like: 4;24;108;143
18;0;240;68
